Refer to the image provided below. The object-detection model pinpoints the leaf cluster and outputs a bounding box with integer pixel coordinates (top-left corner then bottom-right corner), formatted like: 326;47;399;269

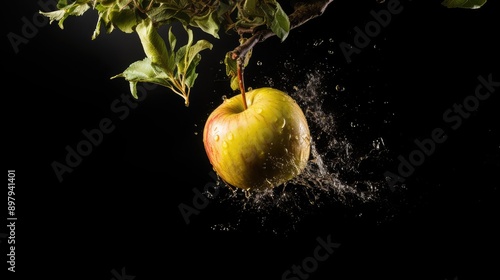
41;0;291;105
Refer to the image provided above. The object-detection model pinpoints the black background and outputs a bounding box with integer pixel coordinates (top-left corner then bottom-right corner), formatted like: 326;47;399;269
4;0;499;279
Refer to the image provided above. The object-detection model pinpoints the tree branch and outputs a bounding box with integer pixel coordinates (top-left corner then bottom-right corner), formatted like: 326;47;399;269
231;0;334;60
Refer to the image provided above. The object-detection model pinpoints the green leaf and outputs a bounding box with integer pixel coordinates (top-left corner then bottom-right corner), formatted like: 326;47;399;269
187;40;213;68
147;5;178;22
111;58;171;98
183;39;213;87
244;0;258;14
224;52;239;91
176;29;213;75
136;18;170;70
184;54;202;88
109;8;138;33
270;2;290;41
441;0;487;9
230;76;239;92
192;10;221;39
100;0;116;7
40;1;90;29
116;0;132;9
56;0;69;8
57;0;91;9
93;4;110;39
259;2;289;41
166;27;177;73
147;4;190;27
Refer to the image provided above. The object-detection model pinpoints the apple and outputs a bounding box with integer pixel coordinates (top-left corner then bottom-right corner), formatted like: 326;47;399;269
203;87;311;190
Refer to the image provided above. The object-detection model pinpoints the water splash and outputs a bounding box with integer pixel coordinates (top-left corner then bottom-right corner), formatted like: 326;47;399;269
203;33;401;234
288;73;389;204
202;70;396;236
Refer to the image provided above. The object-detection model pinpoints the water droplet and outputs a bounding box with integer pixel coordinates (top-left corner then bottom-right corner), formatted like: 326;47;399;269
256;108;263;114
244;189;251;198
227;133;233;141
222;95;227;102
280;118;286;129
329;38;334;43
214;135;220;141
335;85;345;92
219;60;224;64
222;141;228;148
328;50;334;55
256;61;262;66
372;137;385;150
194;132;198;135
313;39;324;46
284;148;288;153
247;87;253;91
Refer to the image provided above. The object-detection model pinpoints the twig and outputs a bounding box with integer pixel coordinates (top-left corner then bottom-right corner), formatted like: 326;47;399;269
231;0;334;60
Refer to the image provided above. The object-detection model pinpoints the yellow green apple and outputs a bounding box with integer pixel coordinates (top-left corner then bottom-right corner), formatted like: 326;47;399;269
203;87;311;190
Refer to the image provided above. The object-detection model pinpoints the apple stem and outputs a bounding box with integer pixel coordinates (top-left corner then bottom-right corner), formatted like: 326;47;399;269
237;58;248;110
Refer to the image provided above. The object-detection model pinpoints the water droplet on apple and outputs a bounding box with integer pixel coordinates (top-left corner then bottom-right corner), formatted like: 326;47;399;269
223;141;228;148
222;95;227;102
280;118;286;129
214;135;220;141
227;133;233;140
256;108;263;114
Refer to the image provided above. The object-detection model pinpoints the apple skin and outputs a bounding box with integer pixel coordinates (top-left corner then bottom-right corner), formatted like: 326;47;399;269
203;87;311;190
